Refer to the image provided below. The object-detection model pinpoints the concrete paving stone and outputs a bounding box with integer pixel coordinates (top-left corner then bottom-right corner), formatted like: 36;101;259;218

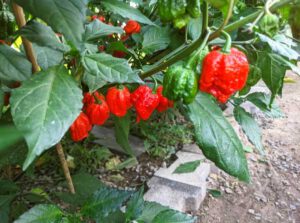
91;126;145;156
182;144;202;154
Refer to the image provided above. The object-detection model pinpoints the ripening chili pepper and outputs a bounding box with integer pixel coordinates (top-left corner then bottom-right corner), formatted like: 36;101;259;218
83;92;105;108
156;86;174;112
106;86;131;117
199;32;249;103
70;112;92;142
124;20;141;34
131;85;160;122
98;45;105;52
113;50;126;58
91;15;106;22
86;95;110;125
0;40;6;44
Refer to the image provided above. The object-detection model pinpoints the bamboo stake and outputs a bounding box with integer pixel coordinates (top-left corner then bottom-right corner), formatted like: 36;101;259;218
12;3;75;194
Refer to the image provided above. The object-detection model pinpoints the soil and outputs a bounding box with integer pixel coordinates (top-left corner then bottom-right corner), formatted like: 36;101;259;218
196;72;300;223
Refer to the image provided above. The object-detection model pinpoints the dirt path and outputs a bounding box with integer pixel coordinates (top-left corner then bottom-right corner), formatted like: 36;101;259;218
196;72;300;223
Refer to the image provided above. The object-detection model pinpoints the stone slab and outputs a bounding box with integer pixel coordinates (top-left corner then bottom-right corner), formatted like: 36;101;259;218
154;151;210;187
91;126;145;156
182;144;202;154
144;150;210;212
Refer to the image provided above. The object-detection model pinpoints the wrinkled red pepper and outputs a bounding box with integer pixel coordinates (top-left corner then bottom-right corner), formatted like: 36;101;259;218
106;86;131;117
124;20;141;34
83;92;105;110
156;86;174;112
70;112;92;142
131;85;160;122
199;32;249;103
86;93;110;125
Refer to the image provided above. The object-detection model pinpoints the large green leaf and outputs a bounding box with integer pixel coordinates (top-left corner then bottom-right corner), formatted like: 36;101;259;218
32;44;64;70
81;186;132;220
185;93;250;182
84;20;124;42
19;20;69;52
10;66;83;170
257;52;288;104
101;0;155;25
152;210;196;223
137;202;169;223
0;195;16;223
0;126;22;151
56;173;104;206
142;26;171;54
187;17;202;40
125;188;144;221
15;0;87;47
246;92;283;118
114;112;134;156
234;106;264;155
0;45;32;82
82;53;142;84
82;71;107;92
14;204;63;223
257;33;299;60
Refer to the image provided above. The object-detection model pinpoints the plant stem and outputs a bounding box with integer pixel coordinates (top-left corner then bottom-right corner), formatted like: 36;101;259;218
12;3;76;195
56;143;75;194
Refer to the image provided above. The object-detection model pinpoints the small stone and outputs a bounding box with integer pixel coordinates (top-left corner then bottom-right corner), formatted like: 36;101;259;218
225;188;233;194
289;204;296;210
162;162;167;168
282;180;290;186
248;209;255;215
254;216;261;220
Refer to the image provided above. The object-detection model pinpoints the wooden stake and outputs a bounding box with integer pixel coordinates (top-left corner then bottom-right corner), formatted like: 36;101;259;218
12;3;75;194
12;3;39;73
56;143;75;194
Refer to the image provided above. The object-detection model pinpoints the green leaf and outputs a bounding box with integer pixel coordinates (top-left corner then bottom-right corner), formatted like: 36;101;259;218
82;71;107;92
84;20;124;42
173;160;201;174
19;20;69;52
101;0;155;25
0;88;4;116
82;53;142;85
0;195;16;223
14;204;63;223
187;17;202;40
208;189;222;198
257;33;299;60
137;202;169;223
114;112;134;156
152;209;196;223
15;0;87;47
257;52;288;104
56;173;104;206
125;188;144;221
81;186;132;220
0;126;22;151
0;180;20;195
246;92;283;118
10;66;83;170
32;44;64;70
142;27;171;54
185;93;250;182
233;106;264;155
0;45;32;82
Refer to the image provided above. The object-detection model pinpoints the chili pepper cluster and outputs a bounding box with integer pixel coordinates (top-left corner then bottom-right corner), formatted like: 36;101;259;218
69;85;173;142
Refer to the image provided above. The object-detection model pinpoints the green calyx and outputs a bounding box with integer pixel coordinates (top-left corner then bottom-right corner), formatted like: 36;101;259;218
162;65;198;104
258;13;279;37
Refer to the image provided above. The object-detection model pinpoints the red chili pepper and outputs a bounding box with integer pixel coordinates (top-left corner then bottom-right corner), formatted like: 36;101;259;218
4;93;10;106
0;40;6;45
91;15;106;22
124;20;141;35
199;47;249;103
156;86;174;112
98;45;105;52
106;86;131;117
86;96;110;125
83;92;105;105
131;85;160;122
112;50;126;58
70;112;92;142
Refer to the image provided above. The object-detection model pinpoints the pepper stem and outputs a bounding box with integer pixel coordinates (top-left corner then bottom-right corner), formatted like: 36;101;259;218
221;30;232;54
185;29;211;69
92;92;102;104
151;76;158;93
